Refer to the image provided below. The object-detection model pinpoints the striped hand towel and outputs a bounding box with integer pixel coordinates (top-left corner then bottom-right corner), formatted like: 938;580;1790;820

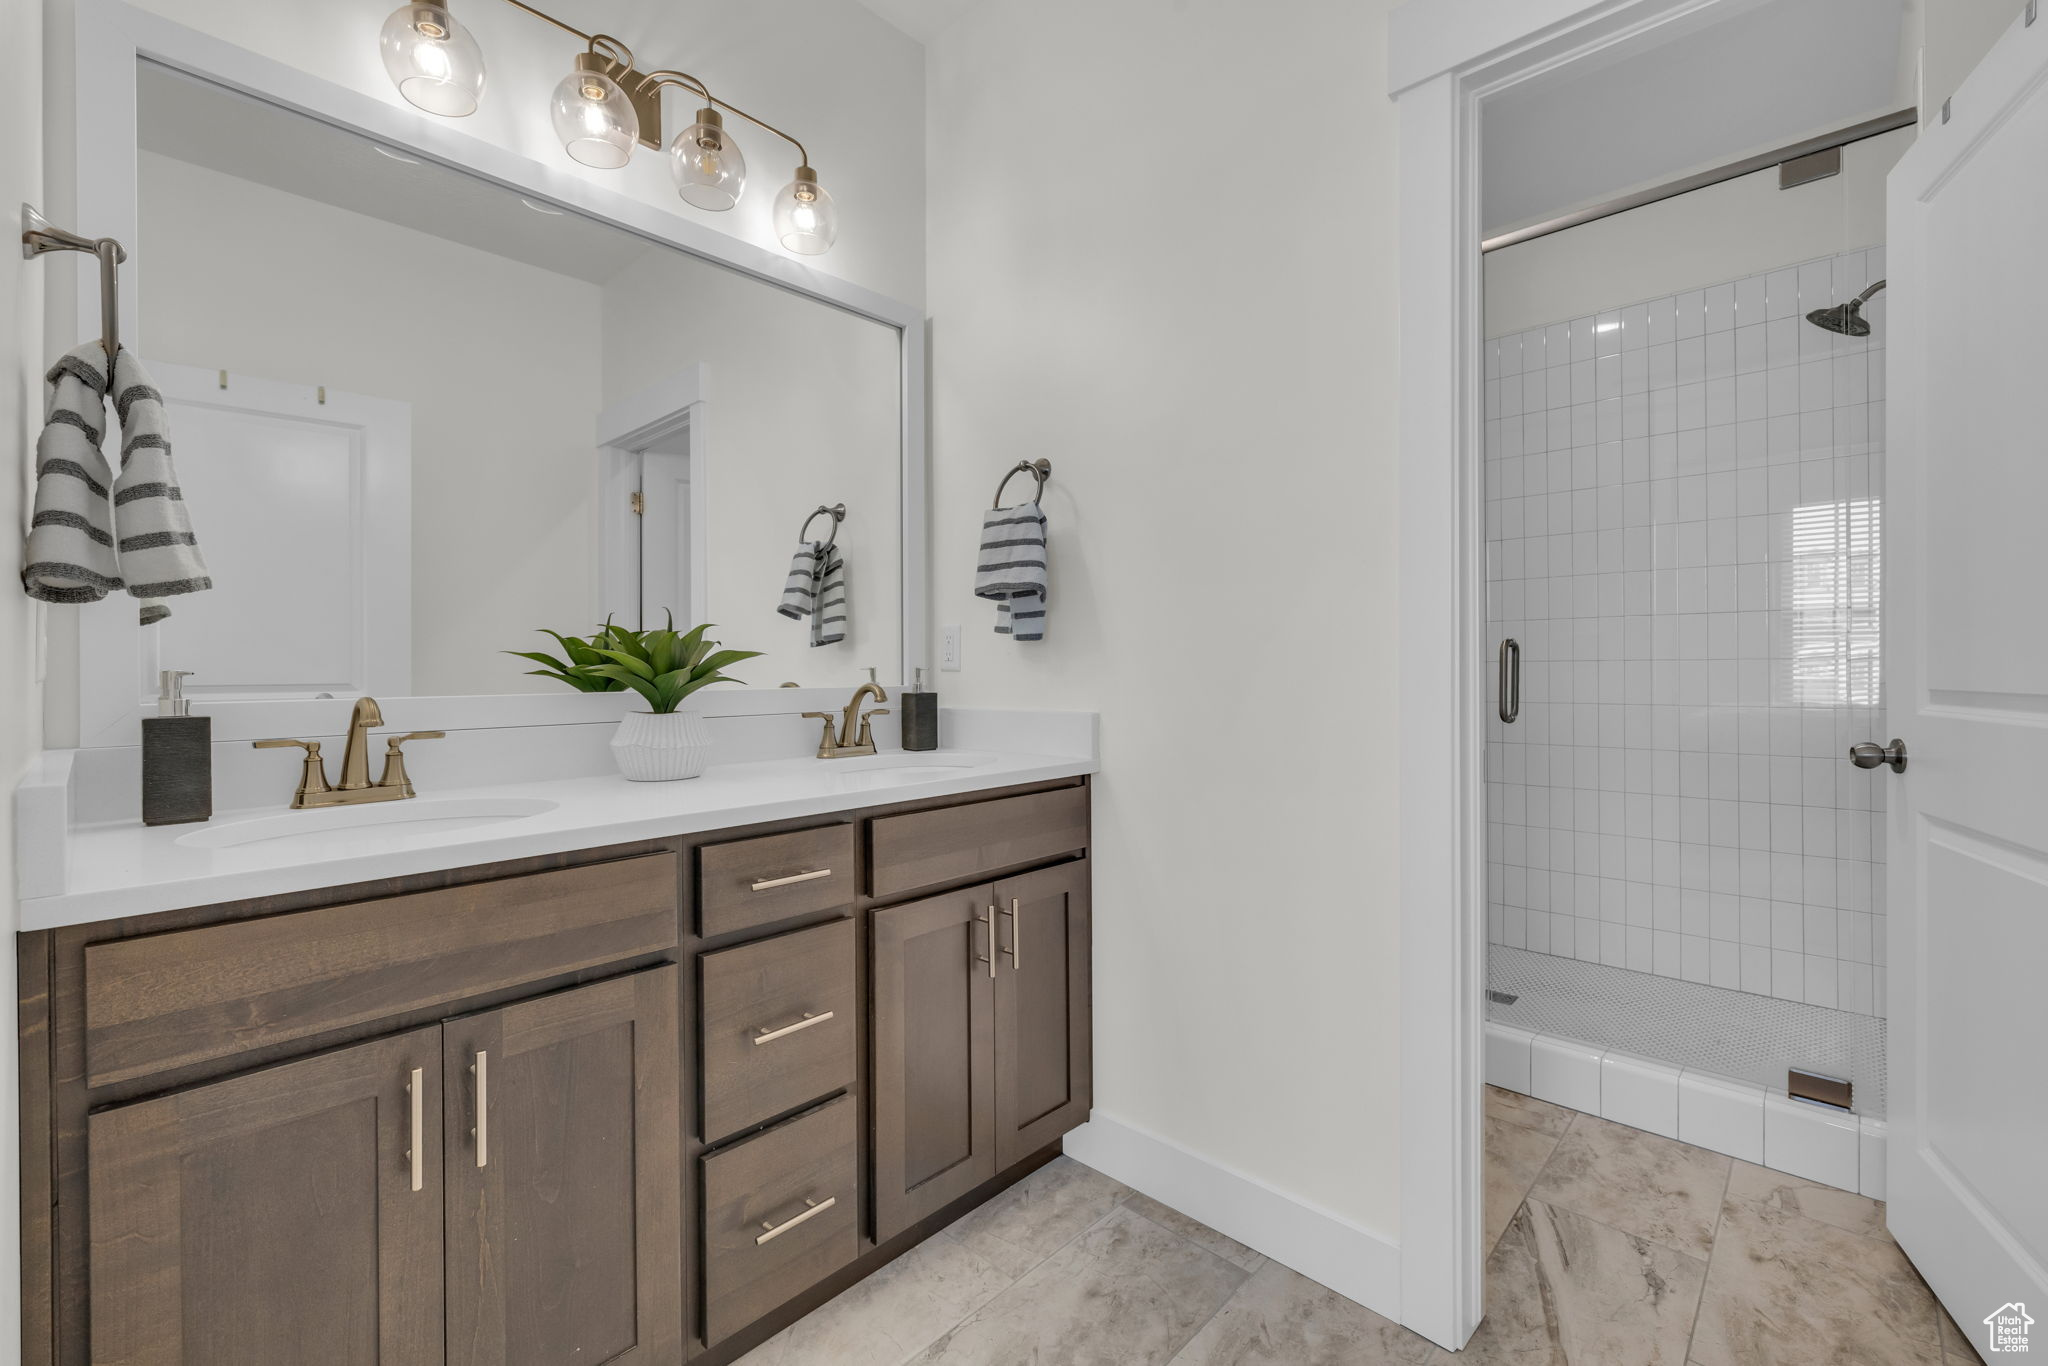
22;345;211;623
776;540;848;647
975;500;1047;641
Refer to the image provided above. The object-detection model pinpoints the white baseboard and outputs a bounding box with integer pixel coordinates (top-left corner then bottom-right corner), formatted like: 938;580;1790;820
1061;1111;1403;1323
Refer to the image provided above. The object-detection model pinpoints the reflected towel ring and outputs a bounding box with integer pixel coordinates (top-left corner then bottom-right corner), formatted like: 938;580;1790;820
992;458;1052;510
799;503;846;550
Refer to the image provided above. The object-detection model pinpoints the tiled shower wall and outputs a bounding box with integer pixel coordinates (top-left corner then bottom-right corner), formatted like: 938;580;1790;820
1484;249;1887;1018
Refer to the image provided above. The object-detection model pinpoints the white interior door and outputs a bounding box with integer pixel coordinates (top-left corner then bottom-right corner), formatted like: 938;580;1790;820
149;364;411;698
1884;10;2048;1345
638;444;693;628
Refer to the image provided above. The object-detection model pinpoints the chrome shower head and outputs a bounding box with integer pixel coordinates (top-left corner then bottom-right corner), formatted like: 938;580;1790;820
1806;278;1886;336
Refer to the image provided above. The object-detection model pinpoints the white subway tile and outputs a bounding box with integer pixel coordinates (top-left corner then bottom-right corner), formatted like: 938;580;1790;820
1531;1035;1604;1113
1602;1052;1681;1137
1679;1070;1766;1162
1764;1093;1861;1190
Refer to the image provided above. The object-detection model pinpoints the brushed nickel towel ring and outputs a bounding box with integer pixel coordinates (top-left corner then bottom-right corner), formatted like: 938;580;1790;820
21;204;125;356
992;458;1052;510
799;503;845;550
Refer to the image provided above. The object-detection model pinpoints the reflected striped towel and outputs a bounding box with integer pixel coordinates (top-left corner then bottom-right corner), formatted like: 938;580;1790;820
21;345;210;623
776;540;847;647
975;501;1047;641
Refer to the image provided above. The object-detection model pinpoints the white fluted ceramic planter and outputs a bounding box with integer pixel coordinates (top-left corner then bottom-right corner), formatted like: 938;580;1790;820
610;710;711;781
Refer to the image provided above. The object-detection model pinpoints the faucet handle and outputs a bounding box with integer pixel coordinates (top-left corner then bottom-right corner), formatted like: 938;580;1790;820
252;737;331;801
801;711;841;756
854;708;892;747
377;731;444;797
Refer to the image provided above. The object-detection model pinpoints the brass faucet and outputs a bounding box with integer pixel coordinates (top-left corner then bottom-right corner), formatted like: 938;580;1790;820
803;681;891;759
253;696;446;808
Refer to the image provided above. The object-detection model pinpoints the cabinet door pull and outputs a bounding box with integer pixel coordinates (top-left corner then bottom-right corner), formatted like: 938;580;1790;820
405;1067;424;1193
470;1050;488;1169
751;868;832;892
755;1195;836;1246
754;1010;835;1045
979;905;997;978
1000;898;1021;970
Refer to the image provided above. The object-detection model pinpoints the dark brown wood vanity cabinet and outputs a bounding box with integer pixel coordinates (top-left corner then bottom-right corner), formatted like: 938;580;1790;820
19;778;1091;1366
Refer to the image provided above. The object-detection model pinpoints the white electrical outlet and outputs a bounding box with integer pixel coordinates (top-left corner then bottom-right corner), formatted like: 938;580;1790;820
940;624;962;671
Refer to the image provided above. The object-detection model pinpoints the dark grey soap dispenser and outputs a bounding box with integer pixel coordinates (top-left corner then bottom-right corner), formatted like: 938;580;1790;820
902;667;939;751
142;669;212;826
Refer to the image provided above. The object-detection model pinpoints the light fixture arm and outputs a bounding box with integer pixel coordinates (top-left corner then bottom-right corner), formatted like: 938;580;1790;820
638;70;809;167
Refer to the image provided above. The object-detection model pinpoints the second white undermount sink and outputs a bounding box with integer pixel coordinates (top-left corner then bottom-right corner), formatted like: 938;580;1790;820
177;796;559;853
823;751;998;791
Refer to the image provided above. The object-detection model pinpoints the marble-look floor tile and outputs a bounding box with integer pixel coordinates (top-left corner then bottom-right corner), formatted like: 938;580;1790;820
1125;1193;1266;1273
1725;1159;1891;1242
1941;1305;1986;1364
731;1227;1023;1366
1691;1184;1944;1366
1169;1260;1435;1366
909;1202;1248;1366
1434;1199;1707;1365
1485;1113;1563;1253
1529;1112;1731;1258
939;1155;1131;1279
1487;1084;1574;1137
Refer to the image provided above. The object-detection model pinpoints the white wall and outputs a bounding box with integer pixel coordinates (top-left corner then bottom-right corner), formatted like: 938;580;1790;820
1485;127;1909;339
1;0;42;1349
1921;0;2030;119
114;0;928;307
138;152;606;696
602;249;902;688
926;0;1405;1243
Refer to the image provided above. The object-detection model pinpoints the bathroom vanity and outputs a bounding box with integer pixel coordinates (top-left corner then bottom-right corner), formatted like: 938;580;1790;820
17;769;1092;1366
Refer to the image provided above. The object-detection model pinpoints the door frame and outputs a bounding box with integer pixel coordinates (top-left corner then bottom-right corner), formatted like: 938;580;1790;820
148;363;413;699
1387;0;1794;1347
596;364;710;630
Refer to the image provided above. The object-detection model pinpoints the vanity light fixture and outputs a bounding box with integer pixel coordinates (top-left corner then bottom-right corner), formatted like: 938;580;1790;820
377;0;837;253
379;1;487;117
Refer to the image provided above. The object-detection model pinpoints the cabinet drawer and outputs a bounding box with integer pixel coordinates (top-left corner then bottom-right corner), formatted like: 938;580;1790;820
701;1095;857;1346
83;853;679;1088
699;824;856;938
868;786;1089;899
700;919;856;1142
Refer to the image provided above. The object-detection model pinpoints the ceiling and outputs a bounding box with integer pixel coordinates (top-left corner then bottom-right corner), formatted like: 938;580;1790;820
1482;0;1910;235
850;0;978;44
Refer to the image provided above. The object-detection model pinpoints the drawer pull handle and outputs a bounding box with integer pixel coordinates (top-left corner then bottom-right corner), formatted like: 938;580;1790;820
752;868;833;892
756;1195;836;1246
1000;898;1021;970
405;1067;424;1193
754;1011;835;1045
470;1051;488;1169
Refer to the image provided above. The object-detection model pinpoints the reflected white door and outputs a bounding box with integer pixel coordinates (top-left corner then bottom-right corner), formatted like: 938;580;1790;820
638;446;692;627
149;364;411;698
1884;10;2048;1338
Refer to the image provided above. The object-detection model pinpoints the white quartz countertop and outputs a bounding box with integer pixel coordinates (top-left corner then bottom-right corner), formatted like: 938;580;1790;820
20;746;1094;931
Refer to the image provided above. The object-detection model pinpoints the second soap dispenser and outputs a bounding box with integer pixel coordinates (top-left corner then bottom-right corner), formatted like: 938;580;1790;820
142;670;212;826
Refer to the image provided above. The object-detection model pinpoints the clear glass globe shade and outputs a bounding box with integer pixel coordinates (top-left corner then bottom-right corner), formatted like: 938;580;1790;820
550;68;639;169
669;118;746;211
774;177;838;255
380;3;486;118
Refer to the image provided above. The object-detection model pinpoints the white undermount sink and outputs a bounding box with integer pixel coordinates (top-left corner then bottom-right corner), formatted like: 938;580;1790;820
177;796;559;854
823;751;998;791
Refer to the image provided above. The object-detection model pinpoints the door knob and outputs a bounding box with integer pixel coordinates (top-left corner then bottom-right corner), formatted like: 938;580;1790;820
1848;739;1907;773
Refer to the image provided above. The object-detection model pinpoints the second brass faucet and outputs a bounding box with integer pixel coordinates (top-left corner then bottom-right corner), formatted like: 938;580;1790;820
254;697;445;808
804;681;891;759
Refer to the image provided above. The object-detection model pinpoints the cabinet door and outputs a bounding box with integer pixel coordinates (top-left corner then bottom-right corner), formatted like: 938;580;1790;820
993;861;1093;1169
443;967;682;1366
86;1026;445;1366
871;887;998;1242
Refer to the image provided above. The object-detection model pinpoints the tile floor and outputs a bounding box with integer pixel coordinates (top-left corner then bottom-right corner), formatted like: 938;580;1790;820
737;1090;1982;1365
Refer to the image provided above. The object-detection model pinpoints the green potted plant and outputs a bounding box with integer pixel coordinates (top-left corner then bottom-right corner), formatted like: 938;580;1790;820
510;618;761;781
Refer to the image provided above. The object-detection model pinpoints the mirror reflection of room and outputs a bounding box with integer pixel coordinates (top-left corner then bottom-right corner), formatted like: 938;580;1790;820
133;64;902;699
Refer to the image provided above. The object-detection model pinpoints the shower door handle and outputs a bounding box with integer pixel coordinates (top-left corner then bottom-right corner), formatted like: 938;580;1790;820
1497;638;1520;725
